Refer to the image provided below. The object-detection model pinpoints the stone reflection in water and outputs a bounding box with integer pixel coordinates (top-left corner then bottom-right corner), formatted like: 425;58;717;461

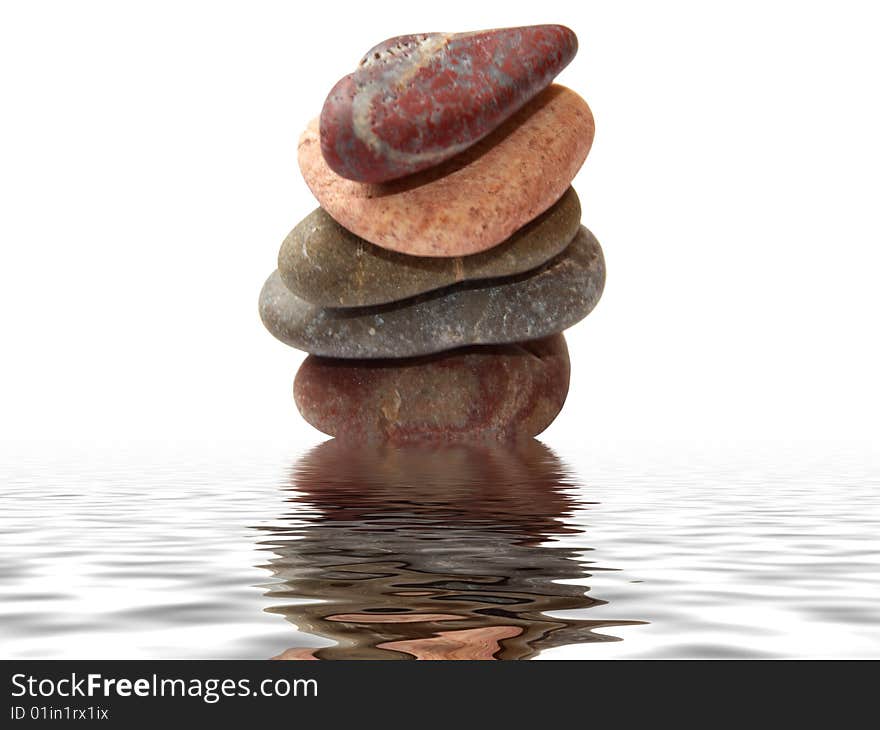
258;439;640;659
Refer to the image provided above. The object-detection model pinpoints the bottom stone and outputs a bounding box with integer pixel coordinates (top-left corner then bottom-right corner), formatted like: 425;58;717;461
293;335;571;443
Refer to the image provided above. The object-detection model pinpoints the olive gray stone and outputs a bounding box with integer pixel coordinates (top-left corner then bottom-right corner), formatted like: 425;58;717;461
278;187;581;307
258;226;604;359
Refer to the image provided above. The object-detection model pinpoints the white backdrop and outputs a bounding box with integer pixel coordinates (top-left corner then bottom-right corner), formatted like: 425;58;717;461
2;1;878;451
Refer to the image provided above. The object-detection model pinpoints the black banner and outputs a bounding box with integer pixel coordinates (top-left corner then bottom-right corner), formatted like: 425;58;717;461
2;660;873;725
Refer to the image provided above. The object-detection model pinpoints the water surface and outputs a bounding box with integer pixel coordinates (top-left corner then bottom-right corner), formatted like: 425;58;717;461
1;439;878;659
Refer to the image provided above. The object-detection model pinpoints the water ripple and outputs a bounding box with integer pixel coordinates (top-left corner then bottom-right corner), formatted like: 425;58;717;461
1;440;878;658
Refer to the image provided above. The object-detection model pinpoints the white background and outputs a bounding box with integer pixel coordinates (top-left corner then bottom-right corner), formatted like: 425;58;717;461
1;0;878;452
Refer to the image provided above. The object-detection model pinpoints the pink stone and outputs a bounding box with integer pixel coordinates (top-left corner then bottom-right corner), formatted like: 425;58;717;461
299;85;594;257
320;25;578;183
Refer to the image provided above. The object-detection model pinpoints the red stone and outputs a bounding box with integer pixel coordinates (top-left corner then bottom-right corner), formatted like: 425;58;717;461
293;336;571;443
319;25;578;183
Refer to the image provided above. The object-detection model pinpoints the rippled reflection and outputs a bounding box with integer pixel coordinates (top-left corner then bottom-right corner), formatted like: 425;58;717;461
258;439;644;660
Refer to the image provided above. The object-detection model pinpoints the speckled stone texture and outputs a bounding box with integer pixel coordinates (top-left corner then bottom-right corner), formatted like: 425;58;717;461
320;25;578;184
259;226;604;358
299;84;594;257
293;335;570;443
278;188;581;307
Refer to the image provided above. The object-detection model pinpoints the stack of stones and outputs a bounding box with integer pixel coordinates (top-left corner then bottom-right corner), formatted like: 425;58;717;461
259;24;605;443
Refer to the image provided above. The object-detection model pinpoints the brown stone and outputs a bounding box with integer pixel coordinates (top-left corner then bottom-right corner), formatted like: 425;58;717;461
260;226;604;359
293;335;570;443
298;84;594;257
278;188;581;307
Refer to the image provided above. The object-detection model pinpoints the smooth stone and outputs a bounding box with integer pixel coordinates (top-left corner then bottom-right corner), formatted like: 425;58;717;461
320;25;578;184
259;226;604;359
299;84;594;257
293;335;570;442
278;188;581;307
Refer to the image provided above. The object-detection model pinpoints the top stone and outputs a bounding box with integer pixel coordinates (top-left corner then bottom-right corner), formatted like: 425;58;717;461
320;25;578;183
